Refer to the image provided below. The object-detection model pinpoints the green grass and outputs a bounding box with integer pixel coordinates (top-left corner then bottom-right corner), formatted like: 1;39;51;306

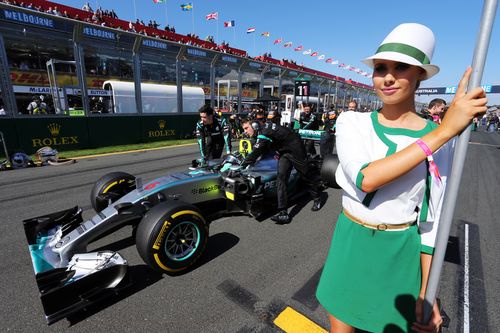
59;139;197;159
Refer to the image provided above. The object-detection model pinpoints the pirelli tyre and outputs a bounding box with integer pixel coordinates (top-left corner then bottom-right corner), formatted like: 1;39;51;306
90;171;136;212
135;201;209;274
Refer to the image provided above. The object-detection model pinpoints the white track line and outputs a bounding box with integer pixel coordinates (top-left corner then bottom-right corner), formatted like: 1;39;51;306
464;223;470;333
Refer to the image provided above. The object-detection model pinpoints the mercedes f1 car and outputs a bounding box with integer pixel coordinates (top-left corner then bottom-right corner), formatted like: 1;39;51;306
23;135;339;324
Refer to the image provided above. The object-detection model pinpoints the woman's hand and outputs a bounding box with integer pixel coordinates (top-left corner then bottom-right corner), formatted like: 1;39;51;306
439;67;488;139
412;297;443;333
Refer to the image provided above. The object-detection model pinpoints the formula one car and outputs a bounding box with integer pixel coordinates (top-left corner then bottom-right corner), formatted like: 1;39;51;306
23;150;339;324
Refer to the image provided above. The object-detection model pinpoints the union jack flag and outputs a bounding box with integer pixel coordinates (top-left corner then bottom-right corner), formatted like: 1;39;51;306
206;12;218;20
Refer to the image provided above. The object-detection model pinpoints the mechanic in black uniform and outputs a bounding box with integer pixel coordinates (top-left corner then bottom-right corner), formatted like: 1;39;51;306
195;105;231;164
240;117;322;224
319;110;337;158
298;103;320;156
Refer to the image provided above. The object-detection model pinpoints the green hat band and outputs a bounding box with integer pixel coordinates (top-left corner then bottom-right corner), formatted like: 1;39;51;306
376;43;430;65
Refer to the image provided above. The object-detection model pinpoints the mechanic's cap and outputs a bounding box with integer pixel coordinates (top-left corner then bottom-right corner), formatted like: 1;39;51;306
328;111;337;116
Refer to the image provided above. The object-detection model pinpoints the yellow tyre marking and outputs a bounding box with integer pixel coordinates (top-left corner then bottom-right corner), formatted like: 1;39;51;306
273;307;327;333
153;220;171;250
225;191;235;201
171;210;206;223
102;181;118;194
153;253;183;272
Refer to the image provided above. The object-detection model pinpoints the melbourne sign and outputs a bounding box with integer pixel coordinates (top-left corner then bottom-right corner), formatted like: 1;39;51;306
416;85;499;95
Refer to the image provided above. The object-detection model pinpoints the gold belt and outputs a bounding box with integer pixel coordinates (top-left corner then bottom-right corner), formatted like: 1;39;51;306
343;209;415;231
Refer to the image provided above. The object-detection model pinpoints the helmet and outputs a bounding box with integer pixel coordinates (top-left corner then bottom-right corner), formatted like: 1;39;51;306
10;152;31;169
35;146;58;165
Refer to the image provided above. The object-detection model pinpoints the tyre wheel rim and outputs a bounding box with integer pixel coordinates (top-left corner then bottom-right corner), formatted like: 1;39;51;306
164;221;200;261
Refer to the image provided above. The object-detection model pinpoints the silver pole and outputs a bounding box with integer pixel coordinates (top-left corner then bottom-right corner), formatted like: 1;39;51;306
422;0;498;324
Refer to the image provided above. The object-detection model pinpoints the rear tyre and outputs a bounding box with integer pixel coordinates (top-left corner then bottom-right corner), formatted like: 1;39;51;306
320;155;341;189
135;201;209;274
90;172;136;212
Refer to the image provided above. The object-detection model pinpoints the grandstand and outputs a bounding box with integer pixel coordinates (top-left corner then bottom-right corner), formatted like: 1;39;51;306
0;0;377;153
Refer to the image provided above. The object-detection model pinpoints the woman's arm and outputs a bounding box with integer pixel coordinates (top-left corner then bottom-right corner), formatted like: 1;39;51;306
360;68;487;193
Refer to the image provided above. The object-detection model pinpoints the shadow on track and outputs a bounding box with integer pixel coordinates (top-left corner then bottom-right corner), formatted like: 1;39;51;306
254;192;330;224
66;232;239;326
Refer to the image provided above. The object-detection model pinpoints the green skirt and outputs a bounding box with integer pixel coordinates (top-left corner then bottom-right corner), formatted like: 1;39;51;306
316;212;421;333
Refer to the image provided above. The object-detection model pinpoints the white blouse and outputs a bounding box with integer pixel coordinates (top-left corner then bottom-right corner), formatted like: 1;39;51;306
335;111;455;254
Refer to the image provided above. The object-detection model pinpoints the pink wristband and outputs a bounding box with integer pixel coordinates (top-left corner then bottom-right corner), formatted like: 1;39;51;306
415;139;442;184
415;139;433;156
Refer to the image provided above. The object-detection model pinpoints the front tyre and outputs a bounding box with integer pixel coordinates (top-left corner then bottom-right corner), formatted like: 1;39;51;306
135;201;208;274
90;172;136;212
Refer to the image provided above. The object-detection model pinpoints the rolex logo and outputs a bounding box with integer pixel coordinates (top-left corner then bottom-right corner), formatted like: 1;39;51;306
158;120;166;129
47;123;61;136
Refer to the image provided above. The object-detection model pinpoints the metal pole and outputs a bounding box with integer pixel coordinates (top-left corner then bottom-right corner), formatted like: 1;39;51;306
132;36;143;114
422;0;498;324
216;14;219;45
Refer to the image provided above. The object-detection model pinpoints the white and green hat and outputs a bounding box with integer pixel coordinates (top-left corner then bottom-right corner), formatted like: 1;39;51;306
362;23;439;80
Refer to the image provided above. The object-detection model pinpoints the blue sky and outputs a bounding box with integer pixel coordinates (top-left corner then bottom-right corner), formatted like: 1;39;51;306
58;0;499;105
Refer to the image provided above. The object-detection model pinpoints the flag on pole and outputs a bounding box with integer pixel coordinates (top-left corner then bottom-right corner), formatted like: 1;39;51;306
246;27;256;33
325;58;333;63
206;12;218;20
261;32;270;37
294;45;303;51
303;49;311;55
310;51;318;57
224;20;235;27
180;3;193;11
153;0;165;3
273;37;282;44
317;54;325;60
283;41;292;48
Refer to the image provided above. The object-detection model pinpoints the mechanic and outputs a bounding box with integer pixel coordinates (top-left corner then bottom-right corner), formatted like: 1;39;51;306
299;103;320;156
228;113;243;139
319;110;337;158
240;117;323;224
195;105;231;164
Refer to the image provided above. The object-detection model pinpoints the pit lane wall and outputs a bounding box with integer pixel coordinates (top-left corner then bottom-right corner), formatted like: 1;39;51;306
0;114;199;155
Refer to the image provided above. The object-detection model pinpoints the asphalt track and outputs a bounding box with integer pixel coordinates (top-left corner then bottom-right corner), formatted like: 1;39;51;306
0;131;498;332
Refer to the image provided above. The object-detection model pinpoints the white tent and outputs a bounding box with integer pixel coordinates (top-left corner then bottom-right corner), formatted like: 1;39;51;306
103;81;205;113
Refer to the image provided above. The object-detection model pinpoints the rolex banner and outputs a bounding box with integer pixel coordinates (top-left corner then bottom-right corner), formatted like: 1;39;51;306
0;115;200;154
